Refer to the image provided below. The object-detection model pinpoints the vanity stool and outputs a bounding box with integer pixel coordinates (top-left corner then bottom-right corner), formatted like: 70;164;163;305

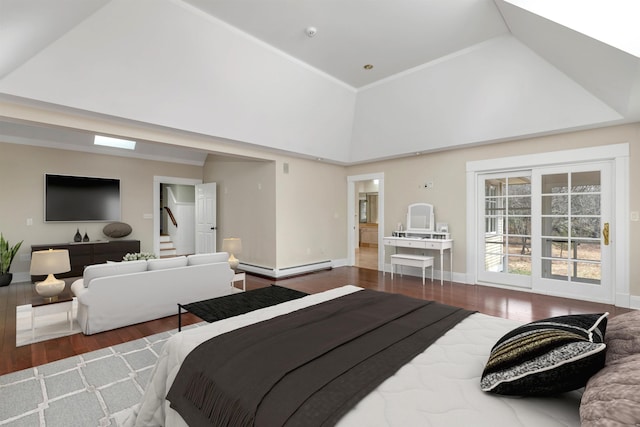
390;254;435;285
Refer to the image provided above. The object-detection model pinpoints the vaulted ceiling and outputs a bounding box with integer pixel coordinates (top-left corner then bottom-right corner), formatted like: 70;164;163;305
0;0;638;164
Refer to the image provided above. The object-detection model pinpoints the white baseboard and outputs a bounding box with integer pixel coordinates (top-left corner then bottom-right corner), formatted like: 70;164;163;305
332;258;348;268
239;260;333;279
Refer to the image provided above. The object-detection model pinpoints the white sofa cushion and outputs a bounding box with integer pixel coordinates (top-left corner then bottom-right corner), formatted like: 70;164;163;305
146;256;188;271
72;261;238;334
83;260;147;288
187;252;229;266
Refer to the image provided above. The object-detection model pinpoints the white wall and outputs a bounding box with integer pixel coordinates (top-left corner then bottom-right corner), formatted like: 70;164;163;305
350;35;620;162
1;3;637;167
347;123;640;301
0;142;203;280
203;157;277;268
276;157;348;269
0;0;356;163
204;155;348;271
2;94;638;304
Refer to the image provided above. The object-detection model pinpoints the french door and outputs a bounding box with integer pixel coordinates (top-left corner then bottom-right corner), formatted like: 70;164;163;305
479;171;533;287
531;162;612;301
478;162;613;302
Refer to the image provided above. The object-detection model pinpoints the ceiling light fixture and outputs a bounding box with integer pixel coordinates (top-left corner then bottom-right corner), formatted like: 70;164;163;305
363;64;373;70
94;135;136;150
305;26;317;38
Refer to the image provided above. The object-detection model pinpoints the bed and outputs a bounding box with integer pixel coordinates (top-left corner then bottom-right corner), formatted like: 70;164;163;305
124;285;639;426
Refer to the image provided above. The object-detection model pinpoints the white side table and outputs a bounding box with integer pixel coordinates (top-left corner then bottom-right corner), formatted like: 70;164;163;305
31;294;73;340
232;271;246;291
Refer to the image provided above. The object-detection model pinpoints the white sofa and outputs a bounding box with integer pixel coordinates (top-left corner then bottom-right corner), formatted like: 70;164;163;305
70;252;240;335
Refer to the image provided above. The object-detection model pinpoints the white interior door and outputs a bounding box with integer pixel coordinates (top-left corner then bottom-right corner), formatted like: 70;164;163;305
195;182;217;253
532;162;613;302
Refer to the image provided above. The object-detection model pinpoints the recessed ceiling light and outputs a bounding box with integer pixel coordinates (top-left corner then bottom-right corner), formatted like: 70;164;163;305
94;135;136;150
363;64;374;70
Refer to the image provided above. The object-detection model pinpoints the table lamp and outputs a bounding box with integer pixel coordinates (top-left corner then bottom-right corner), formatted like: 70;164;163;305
30;249;71;299
222;238;242;270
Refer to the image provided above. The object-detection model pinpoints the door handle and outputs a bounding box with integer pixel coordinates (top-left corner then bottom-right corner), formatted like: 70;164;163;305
602;222;609;246
211;226;217;230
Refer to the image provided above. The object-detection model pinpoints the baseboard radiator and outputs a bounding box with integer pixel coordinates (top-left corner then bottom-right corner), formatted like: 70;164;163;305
238;260;332;279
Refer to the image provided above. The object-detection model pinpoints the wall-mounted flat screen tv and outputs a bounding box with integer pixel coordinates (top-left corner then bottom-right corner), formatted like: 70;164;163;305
45;174;121;222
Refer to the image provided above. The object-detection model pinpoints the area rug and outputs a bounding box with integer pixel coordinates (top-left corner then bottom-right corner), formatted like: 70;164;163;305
181;284;308;323
2;285;310;426
16;299;82;347
0;324;204;427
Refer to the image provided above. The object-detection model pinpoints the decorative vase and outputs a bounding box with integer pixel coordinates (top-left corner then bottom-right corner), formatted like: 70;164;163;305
74;229;82;242
0;273;12;287
83;232;89;242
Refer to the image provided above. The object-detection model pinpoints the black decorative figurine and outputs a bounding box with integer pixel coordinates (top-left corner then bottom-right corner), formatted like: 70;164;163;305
83;231;89;242
74;228;82;242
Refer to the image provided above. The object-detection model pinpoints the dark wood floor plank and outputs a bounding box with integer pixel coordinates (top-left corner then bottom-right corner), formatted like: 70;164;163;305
0;267;631;376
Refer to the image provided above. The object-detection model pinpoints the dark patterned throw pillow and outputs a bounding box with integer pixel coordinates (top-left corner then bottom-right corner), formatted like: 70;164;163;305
481;312;608;396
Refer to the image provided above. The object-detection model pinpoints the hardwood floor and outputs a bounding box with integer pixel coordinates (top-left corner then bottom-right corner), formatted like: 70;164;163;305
0;267;631;376
355;246;378;270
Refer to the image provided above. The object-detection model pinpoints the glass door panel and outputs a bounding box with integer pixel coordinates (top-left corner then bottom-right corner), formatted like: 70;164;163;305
533;162;612;301
478;172;532;287
539;169;601;284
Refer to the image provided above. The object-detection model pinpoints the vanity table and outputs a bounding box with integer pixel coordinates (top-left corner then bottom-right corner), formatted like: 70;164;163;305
383;234;453;285
384;203;453;285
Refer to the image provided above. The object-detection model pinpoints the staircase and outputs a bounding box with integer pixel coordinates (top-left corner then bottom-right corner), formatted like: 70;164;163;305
159;234;177;258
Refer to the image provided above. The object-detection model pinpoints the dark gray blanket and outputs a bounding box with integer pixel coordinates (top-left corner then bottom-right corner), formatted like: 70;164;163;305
167;289;473;427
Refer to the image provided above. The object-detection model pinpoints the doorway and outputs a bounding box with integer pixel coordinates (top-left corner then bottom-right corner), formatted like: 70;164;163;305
467;144;629;306
159;183;197;257
153;176;202;257
347;173;384;271
477;162;613;302
357;190;379;269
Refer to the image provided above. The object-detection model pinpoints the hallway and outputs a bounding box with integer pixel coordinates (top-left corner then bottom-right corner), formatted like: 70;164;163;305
355;246;378;270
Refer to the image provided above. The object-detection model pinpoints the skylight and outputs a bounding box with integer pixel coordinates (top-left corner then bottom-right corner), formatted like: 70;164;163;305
505;0;640;58
94;135;136;150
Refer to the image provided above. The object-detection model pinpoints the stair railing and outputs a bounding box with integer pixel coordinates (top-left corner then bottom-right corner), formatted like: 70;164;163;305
164;206;178;228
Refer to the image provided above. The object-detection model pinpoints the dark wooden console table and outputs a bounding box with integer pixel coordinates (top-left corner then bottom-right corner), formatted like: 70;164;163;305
30;240;140;282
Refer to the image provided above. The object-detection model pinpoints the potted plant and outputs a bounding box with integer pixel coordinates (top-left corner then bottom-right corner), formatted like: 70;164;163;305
0;233;23;286
123;252;156;261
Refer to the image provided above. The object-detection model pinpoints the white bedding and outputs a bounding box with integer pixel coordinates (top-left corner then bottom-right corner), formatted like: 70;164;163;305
124;285;582;427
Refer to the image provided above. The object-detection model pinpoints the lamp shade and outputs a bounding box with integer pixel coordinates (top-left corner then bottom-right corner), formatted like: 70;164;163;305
222;238;242;254
30;249;71;275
